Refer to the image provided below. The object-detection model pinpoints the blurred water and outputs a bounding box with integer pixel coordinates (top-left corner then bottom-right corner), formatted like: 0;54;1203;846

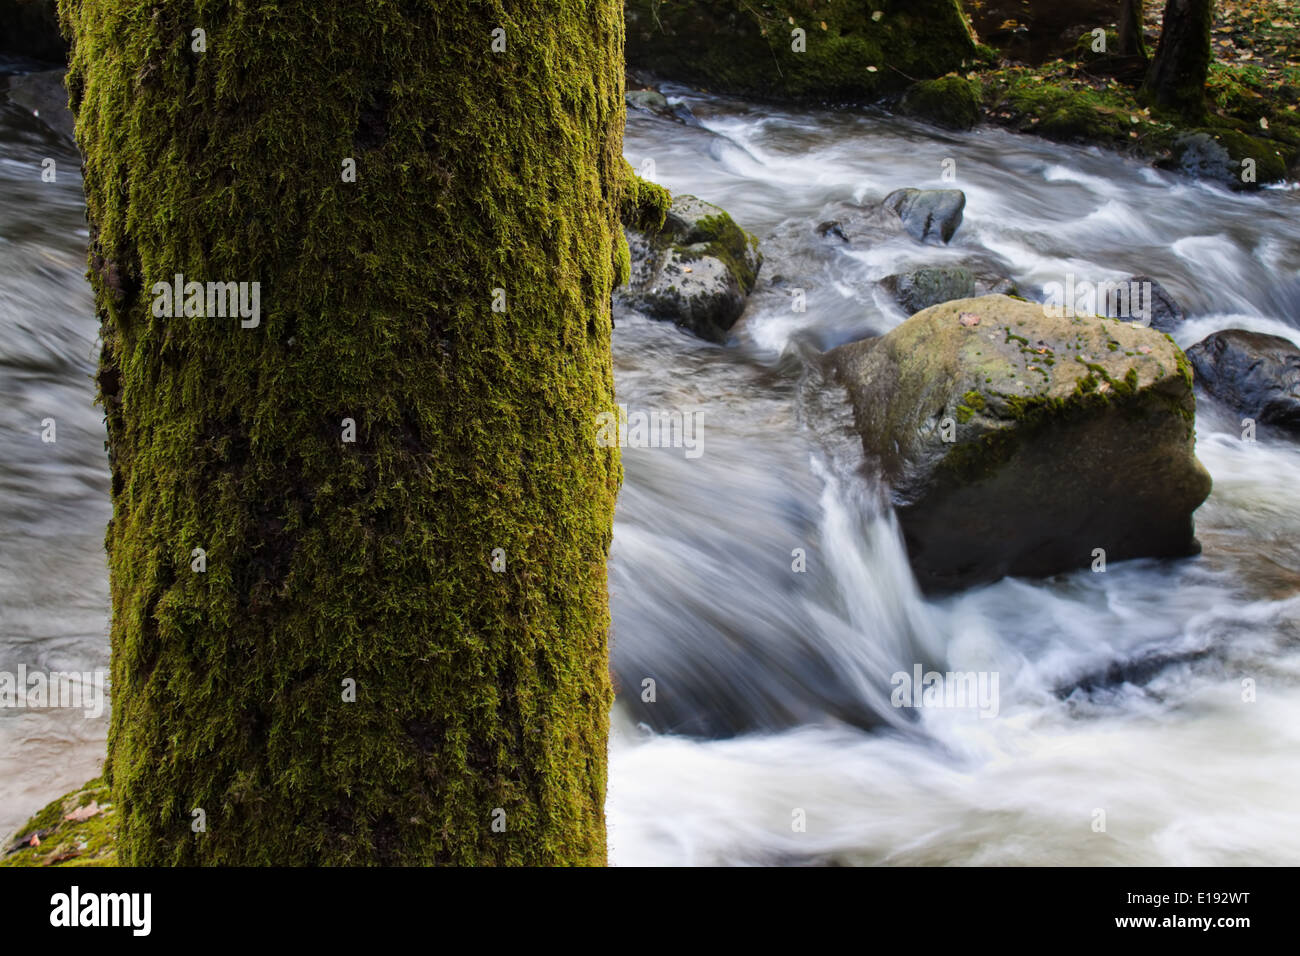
2;74;1298;864
606;91;1300;865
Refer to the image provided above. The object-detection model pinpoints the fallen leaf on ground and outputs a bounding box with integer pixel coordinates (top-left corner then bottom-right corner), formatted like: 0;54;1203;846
64;801;102;822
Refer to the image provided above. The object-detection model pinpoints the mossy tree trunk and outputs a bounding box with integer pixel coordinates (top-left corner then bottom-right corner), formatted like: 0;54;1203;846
1141;0;1213;118
1118;0;1148;60
60;0;624;865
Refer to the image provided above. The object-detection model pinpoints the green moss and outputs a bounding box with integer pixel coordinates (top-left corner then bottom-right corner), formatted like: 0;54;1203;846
2;778;117;867
678;212;760;293
619;161;671;233
624;0;975;103
61;0;622;865
900;75;981;130
1193;126;1291;183
961;389;985;411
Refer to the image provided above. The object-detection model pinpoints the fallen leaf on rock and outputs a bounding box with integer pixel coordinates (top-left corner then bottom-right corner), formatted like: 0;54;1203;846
959;312;981;327
64;801;102;823
1137;345;1152;354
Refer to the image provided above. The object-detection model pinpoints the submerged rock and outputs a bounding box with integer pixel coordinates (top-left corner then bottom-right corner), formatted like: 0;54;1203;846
617;195;762;343
881;266;1021;314
625;88;698;126
883;188;966;244
1126;275;1184;333
881;267;976;313
1186;329;1300;432
826;294;1212;592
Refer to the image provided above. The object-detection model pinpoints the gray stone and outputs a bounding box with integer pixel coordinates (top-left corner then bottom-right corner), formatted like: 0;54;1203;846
1186;329;1300;432
826;295;1211;591
617;195;762;343
883;188;966;244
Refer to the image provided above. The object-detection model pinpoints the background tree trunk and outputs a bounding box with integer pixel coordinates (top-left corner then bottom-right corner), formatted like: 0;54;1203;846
1141;0;1214;117
60;0;625;865
1118;0;1148;60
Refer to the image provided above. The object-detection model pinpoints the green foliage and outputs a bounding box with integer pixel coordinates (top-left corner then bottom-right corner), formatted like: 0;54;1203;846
61;0;623;865
624;0;976;102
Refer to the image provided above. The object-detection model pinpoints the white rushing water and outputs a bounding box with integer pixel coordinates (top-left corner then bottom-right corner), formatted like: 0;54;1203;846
2;73;1298;864
605;90;1300;866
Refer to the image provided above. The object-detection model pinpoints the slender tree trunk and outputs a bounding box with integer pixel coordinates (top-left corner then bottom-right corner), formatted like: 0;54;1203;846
59;0;624;865
1141;0;1214;117
1118;0;1148;60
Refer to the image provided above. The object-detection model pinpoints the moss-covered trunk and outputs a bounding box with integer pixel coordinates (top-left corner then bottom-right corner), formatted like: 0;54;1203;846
60;0;624;865
1141;0;1213;118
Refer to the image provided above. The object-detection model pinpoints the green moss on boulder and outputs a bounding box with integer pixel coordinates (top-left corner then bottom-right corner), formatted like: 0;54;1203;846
619;195;762;342
900;75;981;130
827;295;1212;591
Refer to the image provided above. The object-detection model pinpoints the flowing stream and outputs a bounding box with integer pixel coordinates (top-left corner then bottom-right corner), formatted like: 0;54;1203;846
3;72;1299;864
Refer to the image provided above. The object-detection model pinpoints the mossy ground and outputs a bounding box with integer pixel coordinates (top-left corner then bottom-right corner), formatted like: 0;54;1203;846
969;0;1299;183
625;0;976;103
3;778;117;867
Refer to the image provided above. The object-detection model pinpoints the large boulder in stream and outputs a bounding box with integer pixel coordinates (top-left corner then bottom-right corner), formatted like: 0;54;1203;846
827;295;1212;591
1186;329;1300;432
618;194;762;343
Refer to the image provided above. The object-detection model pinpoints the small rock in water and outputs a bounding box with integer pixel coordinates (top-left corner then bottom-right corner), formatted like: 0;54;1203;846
883;188;966;244
1186;329;1300;432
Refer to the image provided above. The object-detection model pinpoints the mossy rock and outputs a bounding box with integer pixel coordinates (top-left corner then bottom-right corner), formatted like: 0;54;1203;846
3;778;117;867
826;295;1211;592
624;0;976;103
1074;29;1118;62
1169;128;1291;187
618;195;762;342
900;75;981;130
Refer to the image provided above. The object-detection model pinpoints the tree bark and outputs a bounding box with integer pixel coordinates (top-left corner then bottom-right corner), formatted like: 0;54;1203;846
1141;0;1214;117
59;0;624;865
1118;0;1148;60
